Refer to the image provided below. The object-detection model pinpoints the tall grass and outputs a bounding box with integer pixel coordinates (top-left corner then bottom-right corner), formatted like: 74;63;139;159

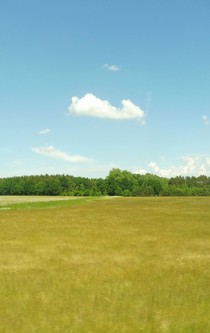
0;197;210;332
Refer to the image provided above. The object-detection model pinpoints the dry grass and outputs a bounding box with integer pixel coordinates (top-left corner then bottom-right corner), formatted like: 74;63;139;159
0;197;210;332
0;195;77;206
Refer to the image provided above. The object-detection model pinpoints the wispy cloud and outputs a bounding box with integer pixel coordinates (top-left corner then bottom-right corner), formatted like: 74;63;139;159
103;63;120;71
39;128;51;135
68;93;145;124
32;146;92;163
135;155;210;178
202;115;209;126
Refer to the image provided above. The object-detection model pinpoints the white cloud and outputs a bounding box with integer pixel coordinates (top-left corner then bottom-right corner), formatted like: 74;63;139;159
68;93;145;123
32;146;92;163
135;155;210;178
39;128;51;135
135;168;147;175
202;115;209;126
103;64;120;71
148;162;160;173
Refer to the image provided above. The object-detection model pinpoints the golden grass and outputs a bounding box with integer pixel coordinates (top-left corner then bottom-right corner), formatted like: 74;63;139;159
0;197;210;332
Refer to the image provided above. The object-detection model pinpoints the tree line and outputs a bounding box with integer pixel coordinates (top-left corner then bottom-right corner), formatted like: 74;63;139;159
1;169;210;196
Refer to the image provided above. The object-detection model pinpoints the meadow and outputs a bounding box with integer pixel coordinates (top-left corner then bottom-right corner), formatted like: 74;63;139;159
0;196;210;332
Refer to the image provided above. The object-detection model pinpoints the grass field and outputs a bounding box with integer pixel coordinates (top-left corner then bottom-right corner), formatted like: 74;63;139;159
0;196;210;332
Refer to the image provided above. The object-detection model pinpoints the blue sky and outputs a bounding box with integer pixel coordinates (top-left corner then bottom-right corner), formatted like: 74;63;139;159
1;0;210;178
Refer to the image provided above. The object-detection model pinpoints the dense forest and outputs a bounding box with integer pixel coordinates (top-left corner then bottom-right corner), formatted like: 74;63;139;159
1;169;210;196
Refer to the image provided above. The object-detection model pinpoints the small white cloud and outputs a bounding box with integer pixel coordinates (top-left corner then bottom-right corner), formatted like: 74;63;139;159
103;64;120;71
134;168;147;175
68;93;145;124
39;128;51;135
202;115;209;126
32;146;92;163
148;162;160;173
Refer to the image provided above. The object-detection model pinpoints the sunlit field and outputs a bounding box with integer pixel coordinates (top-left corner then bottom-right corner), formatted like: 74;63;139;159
0;195;77;206
0;196;210;333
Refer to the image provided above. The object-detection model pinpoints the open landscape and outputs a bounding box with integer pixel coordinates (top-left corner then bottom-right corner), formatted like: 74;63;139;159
0;196;210;332
1;2;209;332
